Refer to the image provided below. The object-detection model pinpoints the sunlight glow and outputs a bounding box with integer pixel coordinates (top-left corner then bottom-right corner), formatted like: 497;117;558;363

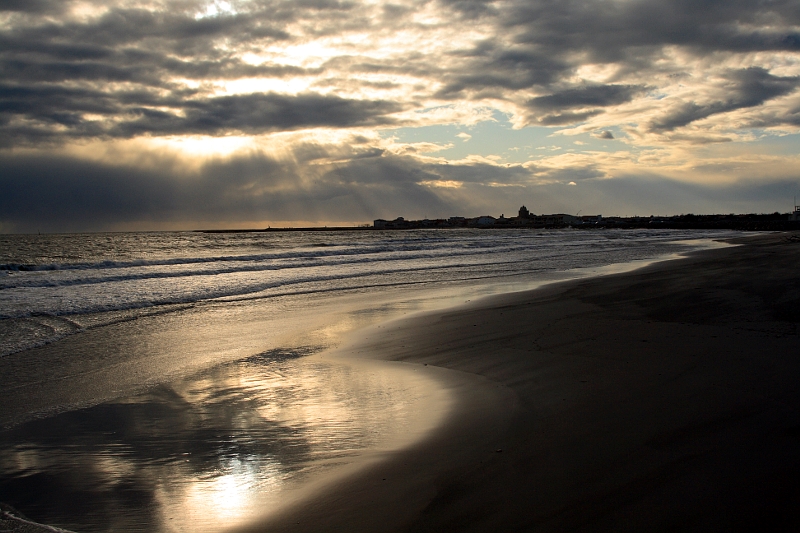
67;1;111;21
195;1;238;19
218;77;314;96
149;135;258;158
421;180;463;188
193;470;253;520
156;455;281;532
265;39;347;68
573;63;623;84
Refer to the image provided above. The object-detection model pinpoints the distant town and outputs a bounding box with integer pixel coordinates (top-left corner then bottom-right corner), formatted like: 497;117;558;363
200;204;800;233
373;204;800;231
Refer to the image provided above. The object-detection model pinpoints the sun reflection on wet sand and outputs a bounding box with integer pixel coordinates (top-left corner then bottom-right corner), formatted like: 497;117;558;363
159;458;269;531
0;351;450;532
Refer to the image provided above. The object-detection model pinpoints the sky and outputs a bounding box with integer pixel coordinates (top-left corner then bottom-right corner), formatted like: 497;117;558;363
2;0;800;232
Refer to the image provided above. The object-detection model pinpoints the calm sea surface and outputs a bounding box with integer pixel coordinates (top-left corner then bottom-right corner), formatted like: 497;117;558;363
0;228;739;532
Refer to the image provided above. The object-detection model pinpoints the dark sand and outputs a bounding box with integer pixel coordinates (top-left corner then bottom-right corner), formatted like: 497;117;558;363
243;232;800;532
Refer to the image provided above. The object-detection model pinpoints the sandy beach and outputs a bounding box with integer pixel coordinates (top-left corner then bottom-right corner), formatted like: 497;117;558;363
245;231;800;532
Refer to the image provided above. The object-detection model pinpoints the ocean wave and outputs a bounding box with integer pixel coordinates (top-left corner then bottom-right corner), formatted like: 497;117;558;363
0;503;77;532
0;243;450;273
0;264;551;357
0;257;543;320
0;242;555;290
0;229;601;275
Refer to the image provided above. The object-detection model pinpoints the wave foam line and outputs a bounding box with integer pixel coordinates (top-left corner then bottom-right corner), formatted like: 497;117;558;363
0;258;543;320
0;244;549;290
0;230;591;274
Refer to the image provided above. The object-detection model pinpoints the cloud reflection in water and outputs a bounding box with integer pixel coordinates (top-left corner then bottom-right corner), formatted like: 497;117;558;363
0;347;438;532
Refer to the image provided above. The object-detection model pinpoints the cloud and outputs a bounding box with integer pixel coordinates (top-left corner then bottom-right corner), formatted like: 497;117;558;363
1;0;800;230
3;145;796;232
504;0;800;57
436;46;568;97
0;147;456;231
0;88;404;145
527;85;647;112
437;0;499;19
0;0;56;13
121;92;404;135
649;68;800;132
537;110;603;126
3;0;800;143
432;1;800;128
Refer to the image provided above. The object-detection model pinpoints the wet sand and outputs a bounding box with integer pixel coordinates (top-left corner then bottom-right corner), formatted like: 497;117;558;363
249;231;800;532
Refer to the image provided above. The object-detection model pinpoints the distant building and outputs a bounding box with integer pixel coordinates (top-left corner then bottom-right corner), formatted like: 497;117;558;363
470;216;496;227
371;209;800;230
374;217;408;229
579;214;603;225
376;207;595;229
495;214;513;226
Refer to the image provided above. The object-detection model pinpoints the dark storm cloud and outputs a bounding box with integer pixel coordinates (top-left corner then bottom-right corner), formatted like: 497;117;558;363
649;68;800;131
0;0;54;13
536;110;603;126
0;150;317;231
436;46;567;97
117;92;402;136
437;0;498;19
0;150;453;231
0;87;402;145
0;154;184;228
504;0;800;57
527;85;647;112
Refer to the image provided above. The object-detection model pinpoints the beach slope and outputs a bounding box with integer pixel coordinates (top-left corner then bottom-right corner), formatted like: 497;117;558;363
245;232;800;532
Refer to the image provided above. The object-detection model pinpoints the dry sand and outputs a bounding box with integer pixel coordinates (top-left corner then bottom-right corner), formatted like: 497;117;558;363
242;231;800;533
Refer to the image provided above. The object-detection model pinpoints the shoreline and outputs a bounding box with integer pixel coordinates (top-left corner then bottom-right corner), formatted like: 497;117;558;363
248;231;800;532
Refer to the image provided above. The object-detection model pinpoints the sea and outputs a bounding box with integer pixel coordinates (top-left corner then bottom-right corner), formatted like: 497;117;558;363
0;228;740;532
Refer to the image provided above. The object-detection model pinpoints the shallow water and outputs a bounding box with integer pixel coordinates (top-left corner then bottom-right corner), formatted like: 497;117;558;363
0;351;448;532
